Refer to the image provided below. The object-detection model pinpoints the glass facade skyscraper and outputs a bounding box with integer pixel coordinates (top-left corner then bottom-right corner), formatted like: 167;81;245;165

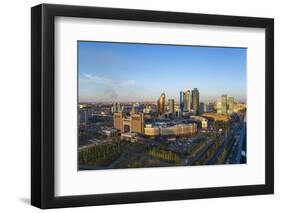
221;94;228;115
180;91;184;112
157;92;165;116
192;88;200;115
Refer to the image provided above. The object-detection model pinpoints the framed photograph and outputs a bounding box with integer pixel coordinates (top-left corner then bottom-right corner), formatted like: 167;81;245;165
31;4;274;209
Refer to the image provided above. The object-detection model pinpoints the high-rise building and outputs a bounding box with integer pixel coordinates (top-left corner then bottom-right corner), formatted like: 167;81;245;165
221;94;228;115
199;102;205;114
216;101;222;114
157;92;165;116
204;102;209;113
180;91;184;112
168;99;175;113
227;97;234;114
192;88;200;115
184;90;191;111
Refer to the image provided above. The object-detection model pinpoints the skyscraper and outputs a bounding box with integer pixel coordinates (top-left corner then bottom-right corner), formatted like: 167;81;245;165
184;90;191;111
221;94;228;115
157;92;165;116
227;97;234;114
180;91;184;112
168;99;175;113
192;88;200;115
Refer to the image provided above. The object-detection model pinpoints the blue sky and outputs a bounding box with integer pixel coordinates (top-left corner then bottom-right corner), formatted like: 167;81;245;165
78;41;246;103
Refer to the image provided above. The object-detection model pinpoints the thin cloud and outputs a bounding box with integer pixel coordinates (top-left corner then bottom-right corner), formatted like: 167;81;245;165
80;73;136;87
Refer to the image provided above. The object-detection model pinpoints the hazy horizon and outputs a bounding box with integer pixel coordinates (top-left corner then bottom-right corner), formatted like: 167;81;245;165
78;41;247;103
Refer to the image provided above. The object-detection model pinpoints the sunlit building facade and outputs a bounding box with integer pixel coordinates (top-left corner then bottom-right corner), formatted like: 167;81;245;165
221;94;228;114
168;99;175;113
144;123;197;137
157;92;165;116
184;90;191;111
113;112;144;134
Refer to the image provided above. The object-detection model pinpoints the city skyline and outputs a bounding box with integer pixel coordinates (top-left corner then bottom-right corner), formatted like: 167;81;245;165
78;41;246;103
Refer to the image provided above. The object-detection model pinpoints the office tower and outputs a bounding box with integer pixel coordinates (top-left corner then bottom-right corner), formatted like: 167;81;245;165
199;102;204;114
157;92;165;116
180;91;184;112
221;94;228;115
168;99;175;113
184;90;191;111
192;88;200;115
216;101;222;114
204;102;209;112
112;102;121;113
227;97;234;114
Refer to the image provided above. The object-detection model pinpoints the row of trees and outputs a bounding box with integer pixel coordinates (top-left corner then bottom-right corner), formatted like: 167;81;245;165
186;138;206;156
216;147;228;164
148;147;181;164
213;120;230;132
79;143;120;166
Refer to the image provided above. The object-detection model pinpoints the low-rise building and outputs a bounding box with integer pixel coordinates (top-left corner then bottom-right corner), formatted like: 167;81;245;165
144;123;197;137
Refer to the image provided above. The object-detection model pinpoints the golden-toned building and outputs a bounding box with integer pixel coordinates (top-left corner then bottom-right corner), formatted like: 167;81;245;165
234;103;247;113
113;112;123;130
202;119;208;129
131;113;144;133
144;123;197;137
202;113;229;122
157;92;165;116
168;99;175;113
113;112;144;134
144;124;160;136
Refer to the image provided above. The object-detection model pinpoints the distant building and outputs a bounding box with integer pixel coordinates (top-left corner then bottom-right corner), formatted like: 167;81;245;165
157;92;165;116
192;88;200;115
202;119;208;129
184;90;191;111
131;102;143;114
227;97;234;114
79;108;89;125
112;102;121;113
180;91;184;112
102;128;118;137
168;99;175;113
199;102;209;114
221;94;228;115
216;101;222;114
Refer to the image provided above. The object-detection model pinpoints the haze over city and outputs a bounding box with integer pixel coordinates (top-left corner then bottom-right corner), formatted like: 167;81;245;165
78;41;246;103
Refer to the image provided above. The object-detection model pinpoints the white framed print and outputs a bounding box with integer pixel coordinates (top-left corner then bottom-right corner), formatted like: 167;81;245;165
31;4;274;209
